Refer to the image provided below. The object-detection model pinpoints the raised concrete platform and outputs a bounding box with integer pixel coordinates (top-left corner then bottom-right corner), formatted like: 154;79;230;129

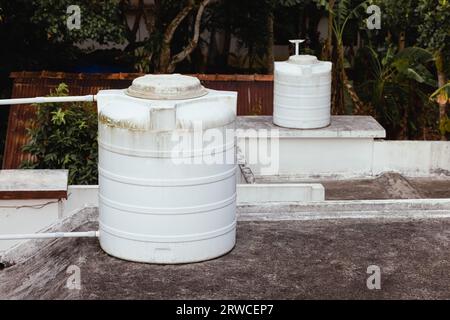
236;115;386;138
237;115;387;177
236;116;450;178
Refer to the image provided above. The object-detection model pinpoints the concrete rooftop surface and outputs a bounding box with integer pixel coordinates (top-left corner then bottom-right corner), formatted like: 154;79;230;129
1;217;450;300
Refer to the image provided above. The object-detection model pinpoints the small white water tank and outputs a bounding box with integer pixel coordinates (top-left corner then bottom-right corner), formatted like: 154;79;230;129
96;74;237;264
273;40;332;129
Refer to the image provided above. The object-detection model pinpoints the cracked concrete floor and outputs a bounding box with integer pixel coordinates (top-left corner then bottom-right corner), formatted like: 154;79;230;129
1;218;450;300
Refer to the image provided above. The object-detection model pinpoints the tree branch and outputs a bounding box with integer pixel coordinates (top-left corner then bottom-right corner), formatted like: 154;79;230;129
170;0;211;67
157;0;195;72
131;0;144;36
162;0;195;47
122;0;144;51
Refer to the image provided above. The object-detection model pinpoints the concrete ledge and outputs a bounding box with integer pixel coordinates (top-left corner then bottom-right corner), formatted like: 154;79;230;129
0;170;68;200
238;198;450;221
236;115;386;138
237;183;324;203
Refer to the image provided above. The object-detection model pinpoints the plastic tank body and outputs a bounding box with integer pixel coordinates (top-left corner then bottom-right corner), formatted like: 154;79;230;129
96;74;237;264
273;41;332;129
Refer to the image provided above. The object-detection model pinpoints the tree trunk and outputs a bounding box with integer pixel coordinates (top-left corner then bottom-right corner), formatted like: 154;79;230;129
323;0;335;61
248;45;254;71
307;4;321;49
398;31;406;51
344;72;365;114
435;50;448;141
219;8;232;71
170;0;211;71
221;30;231;70
122;0;144;52
266;12;274;74
157;1;195;73
332;40;345;114
399;80;413;139
206;25;217;72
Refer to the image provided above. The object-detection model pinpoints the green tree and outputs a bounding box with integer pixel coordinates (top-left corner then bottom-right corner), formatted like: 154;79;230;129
373;0;420;50
157;0;211;73
123;0;212;73
21;84;98;185
31;0;126;45
228;0;271;72
314;0;369;114
374;0;450;139
430;82;450;137
265;0;310;74
416;0;450;140
359;46;436;138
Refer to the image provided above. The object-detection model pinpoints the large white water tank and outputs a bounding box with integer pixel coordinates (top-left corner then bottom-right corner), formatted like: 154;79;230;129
96;74;237;264
273;40;332;129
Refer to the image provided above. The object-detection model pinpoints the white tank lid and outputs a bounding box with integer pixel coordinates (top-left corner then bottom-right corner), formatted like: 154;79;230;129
288;54;318;65
126;74;208;100
287;39;318;65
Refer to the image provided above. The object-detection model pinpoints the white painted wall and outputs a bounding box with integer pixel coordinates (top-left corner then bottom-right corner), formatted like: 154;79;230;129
276;138;375;177
237;184;324;203
0;199;60;251
0;186;99;253
238;137;450;178
62;185;99;218
373;141;450;176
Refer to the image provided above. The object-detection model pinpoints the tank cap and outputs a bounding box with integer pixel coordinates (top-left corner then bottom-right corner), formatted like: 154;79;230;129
289;39;305;56
288;55;318;65
126;74;208;100
287;39;318;65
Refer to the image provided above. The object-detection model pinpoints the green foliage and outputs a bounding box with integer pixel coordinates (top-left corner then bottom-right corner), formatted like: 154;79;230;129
0;0;79;83
357;46;436;138
431;82;450;135
416;0;450;52
204;0;313;73
129;0;213;73
133;47;152;73
315;0;366;29
21;84;98;185
31;0;126;45
372;0;449;67
373;0;421;45
313;0;369;114
219;0;272;72
431;82;450;104
277;0;306;5
439;116;450;136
